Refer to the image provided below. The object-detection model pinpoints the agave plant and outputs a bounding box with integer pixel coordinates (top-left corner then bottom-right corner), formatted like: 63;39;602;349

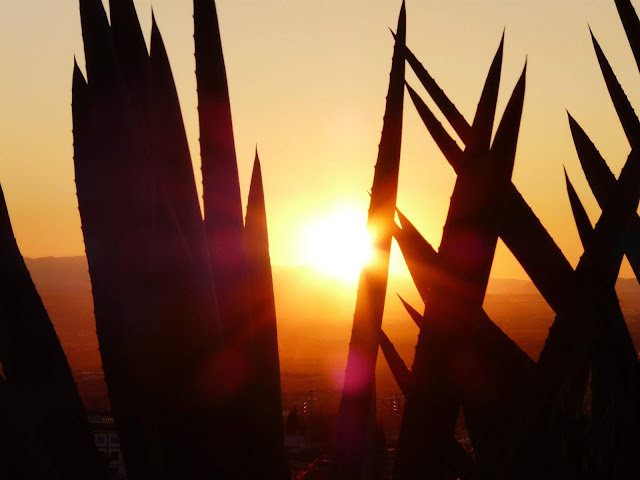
338;1;640;479
0;183;106;479
336;3;405;478
71;0;288;478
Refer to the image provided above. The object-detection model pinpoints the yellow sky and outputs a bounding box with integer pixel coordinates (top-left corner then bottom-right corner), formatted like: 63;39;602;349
0;0;639;280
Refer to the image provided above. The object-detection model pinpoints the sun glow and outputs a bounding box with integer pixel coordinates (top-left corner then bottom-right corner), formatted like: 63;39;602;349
303;208;373;282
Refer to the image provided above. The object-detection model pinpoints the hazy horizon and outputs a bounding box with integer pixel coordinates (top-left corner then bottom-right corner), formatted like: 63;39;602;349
24;255;640;403
2;0;640;280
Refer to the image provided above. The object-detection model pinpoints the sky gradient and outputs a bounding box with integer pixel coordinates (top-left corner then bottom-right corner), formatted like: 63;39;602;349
1;0;639;279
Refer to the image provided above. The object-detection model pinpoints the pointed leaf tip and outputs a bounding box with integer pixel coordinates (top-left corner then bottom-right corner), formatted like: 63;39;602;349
151;11;159;33
396;208;410;229
396;0;406;36
564;169;594;248
567;112;577;131
72;59;87;86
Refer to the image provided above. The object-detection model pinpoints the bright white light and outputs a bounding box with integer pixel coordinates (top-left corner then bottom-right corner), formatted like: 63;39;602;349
303;208;373;282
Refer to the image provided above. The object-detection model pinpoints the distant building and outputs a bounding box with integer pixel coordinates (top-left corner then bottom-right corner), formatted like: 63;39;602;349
377;393;405;443
88;415;126;478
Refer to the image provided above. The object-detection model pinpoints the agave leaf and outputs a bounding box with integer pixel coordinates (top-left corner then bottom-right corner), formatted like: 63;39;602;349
73;15;154;471
378;327;476;479
79;4;228;476
567;114;617;207
400;38;471;141
408;62;573;313
480;79;640;480
109;0;149;103
492;146;640;480
488;61;526;181
564;169;594;249
568;113;640;280
379;330;412;397
337;3;405;479
468;33;505;153
458;62;526;300
194;0;247;336
149;15;217;293
579;148;640;280
398;62;532;473
393;211;440;303
436;63;525;306
193;3;260;469
244;151;289;480
500;188;574;314
393;209;532;368
506;142;640;476
590;29;640;147
0;175;106;478
396;209;438;259
615;0;640;74
406;82;464;170
79;0;119;86
0;375;59;479
397;294;423;327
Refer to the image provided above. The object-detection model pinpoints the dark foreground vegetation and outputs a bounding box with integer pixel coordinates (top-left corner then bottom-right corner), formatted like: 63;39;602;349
339;1;640;479
1;0;639;479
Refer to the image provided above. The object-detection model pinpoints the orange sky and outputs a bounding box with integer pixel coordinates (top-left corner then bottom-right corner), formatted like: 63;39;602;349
1;0;639;280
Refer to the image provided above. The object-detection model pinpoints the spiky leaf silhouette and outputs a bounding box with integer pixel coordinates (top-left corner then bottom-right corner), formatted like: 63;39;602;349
149;15;215;277
397;294;423;327
73;19;152;471
336;3;405;478
0;182;106;479
468;33;504;153
379;330;412;397
591;29;640;147
77;3;234;477
244;151;289;480
378;328;475;479
568;113;640;280
564;169;594;249
194;0;248;337
615;0;640;73
405;82;464;169
489;143;640;480
109;0;149;111
407;68;573;313
397;62;534;476
393;211;440;303
401;39;471;141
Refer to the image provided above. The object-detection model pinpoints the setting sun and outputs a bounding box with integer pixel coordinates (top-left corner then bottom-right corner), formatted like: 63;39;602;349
303;208;373;282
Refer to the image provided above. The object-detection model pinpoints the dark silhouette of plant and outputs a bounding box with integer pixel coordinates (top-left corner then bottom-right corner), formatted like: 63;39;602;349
245;151;290;479
0;184;105;479
338;1;640;479
72;0;287;478
335;3;405;478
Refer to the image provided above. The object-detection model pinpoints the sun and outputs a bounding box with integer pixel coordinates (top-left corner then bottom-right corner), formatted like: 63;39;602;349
302;208;373;282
